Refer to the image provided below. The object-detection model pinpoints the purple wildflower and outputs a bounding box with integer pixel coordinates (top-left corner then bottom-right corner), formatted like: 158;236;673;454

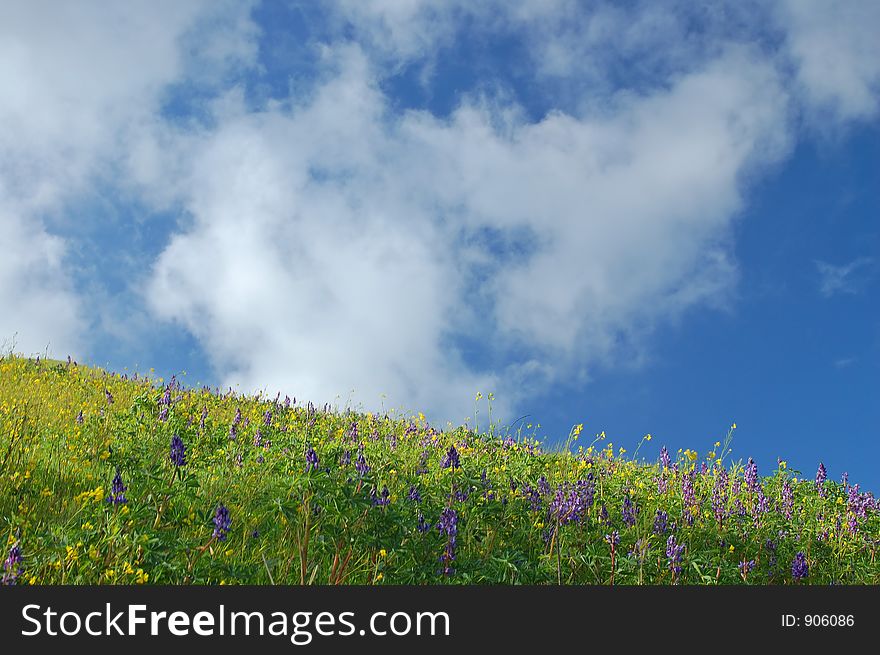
604;531;620;546
170;434;186;468
523;484;542;512
739;560;756;578
440;445;461;470
417;513;430;533
305;447;319;472
665;535;685;580
622;495;639;527
549;479;594;525
407;486;422;503
791;552;808;580
653;509;668;534
75;410;84;425
659;446;671;470
371;486;391;507
263;410;272;426
340;450;352;466
105;389;114;405
745;458;759;493
212;504;231;541
815;462;827;495
780;480;793;520
538;476;551;496
106;469;127;505
2;543;23;585
681;471;696;508
416;449;430;475
656;475;668;494
355;452;370;477
437;508;458;576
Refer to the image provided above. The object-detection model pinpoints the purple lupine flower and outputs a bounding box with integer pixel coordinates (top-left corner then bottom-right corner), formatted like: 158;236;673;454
417;512;430;533
437;507;458;576
253;429;264;448
848;484;871;520
158;406;169;422
665;535;685;579
659;446;671;470
599;504;609;523
745;458;759;493
105;389;114;405
841;472;849;489
263;410;272;426
622;495;639;527
407;486;422;503
847;514;859;534
229;422;238;441
75;410;84;425
440;445;460;470
212;504;231;540
780;479;793;520
548;480;594;526
815;462;827;494
791;552;808;580
522;484;541;512
106;469;127;505
233;408;242;425
653;509;668;534
371;486;391;507
681;471;696;507
170;434;186;468
355;452;370;477
340;450;352;466
199;406;208;431
416;449;430;475
656;475;668;494
305;447;319;472
604;531;620;546
2;543;23;585
755;486;770;516
537;476;551;496
739;560;756;578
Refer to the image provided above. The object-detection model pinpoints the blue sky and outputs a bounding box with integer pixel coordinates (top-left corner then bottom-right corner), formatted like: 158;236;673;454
1;1;878;489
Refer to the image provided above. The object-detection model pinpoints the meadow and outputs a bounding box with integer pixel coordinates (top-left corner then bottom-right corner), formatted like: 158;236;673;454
1;354;877;585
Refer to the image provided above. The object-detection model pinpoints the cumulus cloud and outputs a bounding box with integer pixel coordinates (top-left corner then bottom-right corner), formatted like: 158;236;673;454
145;41;790;423
777;0;880;122
0;0;257;356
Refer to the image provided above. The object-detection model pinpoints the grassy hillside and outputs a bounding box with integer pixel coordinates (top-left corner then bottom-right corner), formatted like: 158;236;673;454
1;355;877;585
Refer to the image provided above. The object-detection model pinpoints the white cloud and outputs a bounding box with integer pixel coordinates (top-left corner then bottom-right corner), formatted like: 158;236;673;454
0;200;81;356
815;258;874;297
777;0;880;122
0;0;258;357
145;43;790;424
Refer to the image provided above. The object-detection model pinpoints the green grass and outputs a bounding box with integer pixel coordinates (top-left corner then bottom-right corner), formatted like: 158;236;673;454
1;354;877;585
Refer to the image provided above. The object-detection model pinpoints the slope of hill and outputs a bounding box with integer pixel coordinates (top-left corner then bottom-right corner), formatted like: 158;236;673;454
1;355;877;585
